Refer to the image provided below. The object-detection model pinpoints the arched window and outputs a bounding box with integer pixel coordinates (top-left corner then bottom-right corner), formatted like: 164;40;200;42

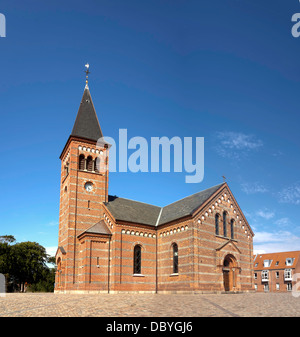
215;214;220;235
172;243;178;274
133;245;142;274
86;156;93;171
223;211;227;237
79;154;85;170
231;219;234;239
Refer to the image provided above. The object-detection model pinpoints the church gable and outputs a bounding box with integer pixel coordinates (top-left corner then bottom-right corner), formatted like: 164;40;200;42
192;183;254;239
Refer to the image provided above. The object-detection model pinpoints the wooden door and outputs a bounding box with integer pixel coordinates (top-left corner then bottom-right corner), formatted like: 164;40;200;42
223;270;230;291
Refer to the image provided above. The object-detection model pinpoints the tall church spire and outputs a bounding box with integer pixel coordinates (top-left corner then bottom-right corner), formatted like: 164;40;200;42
71;64;103;142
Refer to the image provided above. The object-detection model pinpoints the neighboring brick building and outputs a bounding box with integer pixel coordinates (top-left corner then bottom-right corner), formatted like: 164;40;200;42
253;251;300;292
55;81;255;294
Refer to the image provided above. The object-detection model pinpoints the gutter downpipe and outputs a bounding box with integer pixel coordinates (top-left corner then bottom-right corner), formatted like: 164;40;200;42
155;208;163;294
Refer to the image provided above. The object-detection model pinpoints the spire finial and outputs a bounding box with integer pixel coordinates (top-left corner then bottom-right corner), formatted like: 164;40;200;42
84;63;90;89
222;175;226;183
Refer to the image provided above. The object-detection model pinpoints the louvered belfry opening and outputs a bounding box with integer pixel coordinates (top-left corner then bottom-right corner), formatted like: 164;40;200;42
94;157;99;173
86;156;93;171
79;154;85;170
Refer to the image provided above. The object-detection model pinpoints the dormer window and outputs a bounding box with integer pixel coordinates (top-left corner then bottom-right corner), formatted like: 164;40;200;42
263;259;272;268
286;258;294;266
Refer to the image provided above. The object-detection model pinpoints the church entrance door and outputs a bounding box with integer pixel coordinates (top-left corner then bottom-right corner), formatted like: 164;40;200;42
222;254;237;292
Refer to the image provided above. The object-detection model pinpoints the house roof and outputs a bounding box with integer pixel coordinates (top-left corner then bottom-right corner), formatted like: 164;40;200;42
253;251;300;270
71;87;103;142
105;183;225;227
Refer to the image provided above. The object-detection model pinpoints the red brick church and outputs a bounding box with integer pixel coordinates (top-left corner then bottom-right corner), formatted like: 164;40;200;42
55;78;255;294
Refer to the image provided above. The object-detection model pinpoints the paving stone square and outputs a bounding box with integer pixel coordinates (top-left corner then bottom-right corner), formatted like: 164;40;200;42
0;292;299;317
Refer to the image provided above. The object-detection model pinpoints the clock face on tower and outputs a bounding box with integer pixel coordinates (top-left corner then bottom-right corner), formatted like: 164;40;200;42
84;182;93;192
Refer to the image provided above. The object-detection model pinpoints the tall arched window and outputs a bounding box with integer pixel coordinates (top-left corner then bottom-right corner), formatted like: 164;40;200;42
215;214;220;235
231;219;234;239
172;243;178;274
223;211;227;237
79;154;85;170
133;245;142;274
86;156;93;171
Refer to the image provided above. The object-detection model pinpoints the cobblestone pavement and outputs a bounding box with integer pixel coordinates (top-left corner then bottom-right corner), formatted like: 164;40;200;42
0;292;299;317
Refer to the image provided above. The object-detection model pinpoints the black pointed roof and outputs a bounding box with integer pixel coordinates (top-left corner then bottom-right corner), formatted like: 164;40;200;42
71;86;103;142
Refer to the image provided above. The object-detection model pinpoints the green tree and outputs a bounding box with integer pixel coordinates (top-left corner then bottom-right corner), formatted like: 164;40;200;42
28;266;56;292
0;235;16;244
10;241;48;292
0;236;56;292
47;256;56;265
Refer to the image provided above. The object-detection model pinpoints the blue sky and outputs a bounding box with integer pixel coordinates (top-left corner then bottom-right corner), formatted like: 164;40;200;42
1;0;300;256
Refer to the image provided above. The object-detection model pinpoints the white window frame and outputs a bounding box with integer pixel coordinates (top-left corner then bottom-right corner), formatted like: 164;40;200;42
262;270;269;281
284;269;292;281
263;259;272;268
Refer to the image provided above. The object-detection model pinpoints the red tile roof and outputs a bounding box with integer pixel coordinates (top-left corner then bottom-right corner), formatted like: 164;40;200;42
253;251;300;270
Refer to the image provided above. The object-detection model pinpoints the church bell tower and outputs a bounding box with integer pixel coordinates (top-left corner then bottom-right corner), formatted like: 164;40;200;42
55;65;110;291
